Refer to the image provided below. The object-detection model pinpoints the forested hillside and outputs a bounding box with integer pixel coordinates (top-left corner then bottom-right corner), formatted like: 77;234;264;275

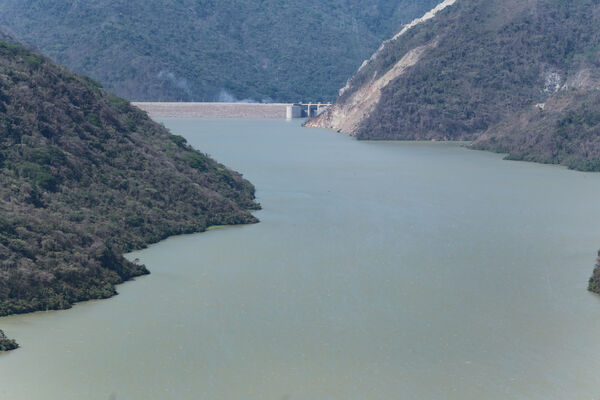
0;0;438;102
308;0;600;292
0;329;17;351
310;0;600;169
0;39;259;321
472;84;600;171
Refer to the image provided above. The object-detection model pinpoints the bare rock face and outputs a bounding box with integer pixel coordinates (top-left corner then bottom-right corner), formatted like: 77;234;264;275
305;41;438;135
306;0;457;135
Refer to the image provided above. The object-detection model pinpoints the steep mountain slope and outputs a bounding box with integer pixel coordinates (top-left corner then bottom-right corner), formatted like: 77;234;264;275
0;0;438;102
309;0;600;293
0;40;259;320
309;0;600;151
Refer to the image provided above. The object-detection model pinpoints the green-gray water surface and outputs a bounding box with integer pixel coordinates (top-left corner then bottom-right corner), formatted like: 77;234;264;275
2;119;600;399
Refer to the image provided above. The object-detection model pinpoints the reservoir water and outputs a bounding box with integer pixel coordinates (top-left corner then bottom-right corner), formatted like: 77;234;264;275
2;119;600;399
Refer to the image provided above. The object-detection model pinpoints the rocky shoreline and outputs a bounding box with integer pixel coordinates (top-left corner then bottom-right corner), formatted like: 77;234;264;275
0;330;18;352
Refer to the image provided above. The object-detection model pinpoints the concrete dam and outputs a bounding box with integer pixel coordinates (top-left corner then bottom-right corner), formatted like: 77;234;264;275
133;102;331;119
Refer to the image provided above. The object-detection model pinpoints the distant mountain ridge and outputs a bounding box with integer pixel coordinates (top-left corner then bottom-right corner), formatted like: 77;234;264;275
0;39;259;320
0;0;439;102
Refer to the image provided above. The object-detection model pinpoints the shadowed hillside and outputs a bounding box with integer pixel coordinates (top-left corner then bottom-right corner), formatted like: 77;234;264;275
0;0;439;102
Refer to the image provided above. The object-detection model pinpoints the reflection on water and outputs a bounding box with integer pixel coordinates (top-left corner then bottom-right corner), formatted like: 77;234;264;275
2;119;600;400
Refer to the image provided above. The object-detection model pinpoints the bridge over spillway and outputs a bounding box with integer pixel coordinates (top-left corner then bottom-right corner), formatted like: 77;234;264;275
286;103;332;119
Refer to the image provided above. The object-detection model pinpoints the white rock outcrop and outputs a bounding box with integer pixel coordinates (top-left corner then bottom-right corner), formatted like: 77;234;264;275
308;0;458;134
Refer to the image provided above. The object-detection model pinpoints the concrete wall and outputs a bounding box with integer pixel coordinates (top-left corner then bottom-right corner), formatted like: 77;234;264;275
286;105;303;119
133;102;293;119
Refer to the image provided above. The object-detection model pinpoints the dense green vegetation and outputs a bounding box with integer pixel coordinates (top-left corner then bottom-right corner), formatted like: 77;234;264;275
0;329;18;351
330;0;600;166
0;40;259;335
348;0;600;144
0;0;438;102
472;88;600;171
588;252;600;294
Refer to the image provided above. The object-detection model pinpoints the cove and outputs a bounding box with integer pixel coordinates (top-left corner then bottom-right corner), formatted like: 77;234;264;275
2;119;600;399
